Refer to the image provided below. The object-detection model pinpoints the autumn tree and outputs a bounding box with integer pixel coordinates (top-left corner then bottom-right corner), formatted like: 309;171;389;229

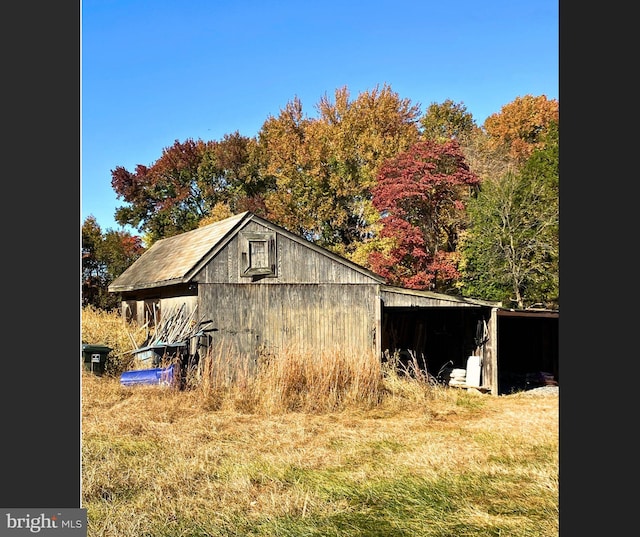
459;121;559;308
315;85;421;255
369;139;480;291
483;94;559;164
418;99;514;185
420;99;478;142
111;138;209;240
206;132;273;217
111;133;268;242
459;128;515;184
255;97;322;239
256;84;421;256
82;216;144;310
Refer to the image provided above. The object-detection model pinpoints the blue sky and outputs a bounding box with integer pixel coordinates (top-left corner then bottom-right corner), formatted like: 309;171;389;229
81;0;558;234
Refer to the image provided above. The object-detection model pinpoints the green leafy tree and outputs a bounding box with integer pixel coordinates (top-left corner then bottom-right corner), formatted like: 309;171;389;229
82;216;144;310
459;122;559;308
82;216;105;308
369;139;480;291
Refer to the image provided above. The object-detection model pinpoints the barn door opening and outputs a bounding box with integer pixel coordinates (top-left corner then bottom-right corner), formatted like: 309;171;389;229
381;307;485;379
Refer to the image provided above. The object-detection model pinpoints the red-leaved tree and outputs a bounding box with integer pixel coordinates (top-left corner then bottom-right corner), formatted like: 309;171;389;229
369;140;480;291
111;134;268;243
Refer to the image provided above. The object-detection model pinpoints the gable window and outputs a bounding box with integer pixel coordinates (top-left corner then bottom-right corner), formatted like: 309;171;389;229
240;231;277;278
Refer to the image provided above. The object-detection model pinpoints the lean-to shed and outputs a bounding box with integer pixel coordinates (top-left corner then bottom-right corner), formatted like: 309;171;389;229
109;211;558;395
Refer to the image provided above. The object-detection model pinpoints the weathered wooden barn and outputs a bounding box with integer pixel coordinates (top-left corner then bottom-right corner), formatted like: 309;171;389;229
109;211;558;395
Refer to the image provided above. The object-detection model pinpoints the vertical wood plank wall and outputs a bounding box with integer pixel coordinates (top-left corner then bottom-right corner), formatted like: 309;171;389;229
199;221;381;285
197;283;379;364
190;222;382;366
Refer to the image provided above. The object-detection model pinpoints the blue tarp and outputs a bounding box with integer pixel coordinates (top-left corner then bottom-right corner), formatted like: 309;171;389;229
120;364;175;387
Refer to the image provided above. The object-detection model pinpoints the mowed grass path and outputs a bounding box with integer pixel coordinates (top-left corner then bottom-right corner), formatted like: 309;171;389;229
82;373;558;537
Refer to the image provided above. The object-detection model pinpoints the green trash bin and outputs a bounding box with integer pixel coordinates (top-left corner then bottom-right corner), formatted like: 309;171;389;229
82;344;112;376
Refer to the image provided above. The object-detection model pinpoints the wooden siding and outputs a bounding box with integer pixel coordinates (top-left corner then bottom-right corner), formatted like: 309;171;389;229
380;287;491;308
485;308;499;395
160;296;198;319
193;221;381;285
120;285;197;328
197;283;379;366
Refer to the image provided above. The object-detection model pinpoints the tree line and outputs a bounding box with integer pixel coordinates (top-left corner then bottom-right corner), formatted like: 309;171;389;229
82;85;558;311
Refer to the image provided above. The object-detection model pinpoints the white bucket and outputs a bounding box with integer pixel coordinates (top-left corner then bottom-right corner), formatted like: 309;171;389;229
466;356;482;387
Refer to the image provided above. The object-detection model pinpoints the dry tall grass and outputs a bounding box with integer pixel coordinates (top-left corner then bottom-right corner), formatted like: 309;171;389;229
81;306;149;374
185;342;390;414
82;373;558;536
81;305;442;412
81;306;558;536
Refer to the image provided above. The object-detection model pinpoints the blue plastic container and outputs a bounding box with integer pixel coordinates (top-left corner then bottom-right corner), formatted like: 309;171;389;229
119;364;175;387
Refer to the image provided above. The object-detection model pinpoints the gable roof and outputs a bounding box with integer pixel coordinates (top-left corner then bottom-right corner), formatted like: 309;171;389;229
109;212;385;292
109;212;249;292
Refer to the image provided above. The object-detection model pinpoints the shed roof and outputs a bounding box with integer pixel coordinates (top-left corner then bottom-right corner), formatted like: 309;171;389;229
109;212;249;292
109;212;385;292
380;285;501;308
497;308;559;318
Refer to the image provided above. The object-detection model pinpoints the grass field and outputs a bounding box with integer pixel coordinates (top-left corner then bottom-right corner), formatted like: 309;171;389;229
82;370;558;537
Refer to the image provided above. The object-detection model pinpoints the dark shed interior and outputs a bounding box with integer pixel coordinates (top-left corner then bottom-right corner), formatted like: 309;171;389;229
497;310;559;394
381;306;559;394
381;307;488;377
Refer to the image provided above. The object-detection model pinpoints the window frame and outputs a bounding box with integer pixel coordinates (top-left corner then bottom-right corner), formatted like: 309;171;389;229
239;231;277;278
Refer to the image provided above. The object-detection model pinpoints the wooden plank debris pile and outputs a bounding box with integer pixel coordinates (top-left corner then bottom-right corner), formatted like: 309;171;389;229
131;304;214;365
